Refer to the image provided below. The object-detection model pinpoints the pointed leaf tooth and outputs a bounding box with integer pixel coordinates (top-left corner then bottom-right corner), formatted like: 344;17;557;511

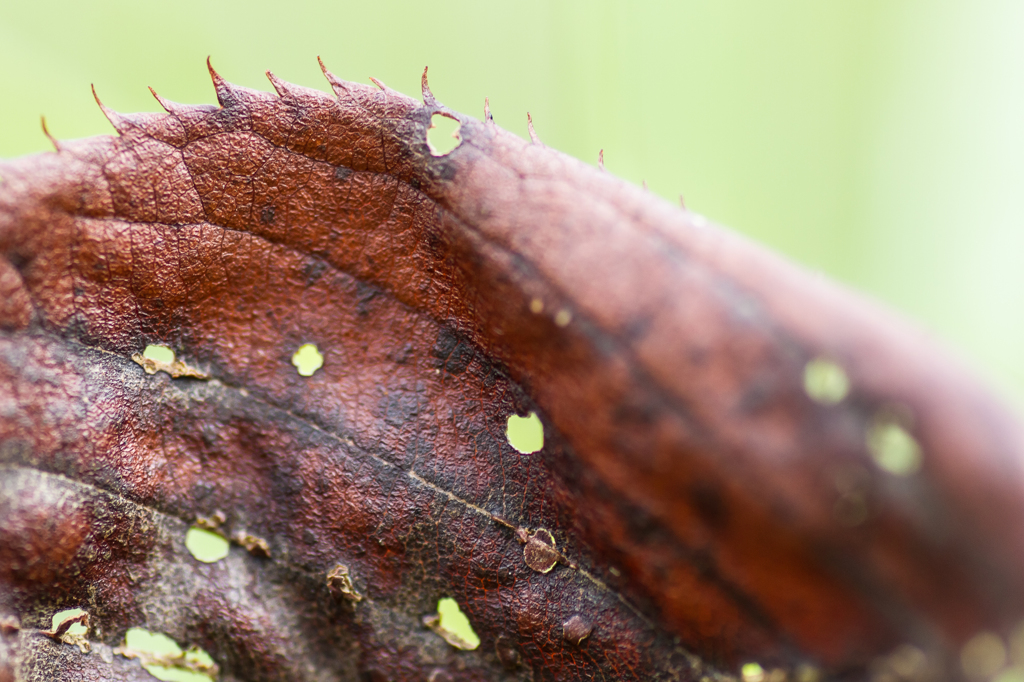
40;116;60;152
598;149;605;171
147;87;217;116
206;56;238;107
317;55;342;90
527;113;541;144
484;97;493;123
266;70;296;99
91;84;129;135
421;66;437;107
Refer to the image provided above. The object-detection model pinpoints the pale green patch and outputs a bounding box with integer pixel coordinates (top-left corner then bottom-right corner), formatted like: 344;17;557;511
803;358;849;404
436;598;480;650
121;628;216;682
51;608;88;636
427;113;461;156
867;421;922;476
143;345;175;364
741;662;766;682
506;412;544;454
291;343;324;377
995;667;1024;682
185;527;229;563
126;627;182;659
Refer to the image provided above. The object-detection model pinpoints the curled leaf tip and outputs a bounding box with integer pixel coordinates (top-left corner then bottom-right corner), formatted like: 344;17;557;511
527;112;540;144
421;66;437;107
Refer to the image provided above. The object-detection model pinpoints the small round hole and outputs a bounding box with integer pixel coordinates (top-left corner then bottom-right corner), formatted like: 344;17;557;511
435;597;480;650
291;343;324;377
506;412;543;454
51;608;88;637
143;345;175;364
867;421;921;476
742;663;766;682
123;627;217;682
803;358;849;404
427;113;461;156
185;527;229;563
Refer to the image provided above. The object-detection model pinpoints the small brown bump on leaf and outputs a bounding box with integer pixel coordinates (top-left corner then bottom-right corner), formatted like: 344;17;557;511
233;531;270;557
517;527;560;573
427;668;453;682
0;615;20;637
563;615;594;645
326;564;363;603
495;634;521;670
194;510;226;530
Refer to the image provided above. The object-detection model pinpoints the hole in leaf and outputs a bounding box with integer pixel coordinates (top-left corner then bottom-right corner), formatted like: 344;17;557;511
424;598;480;650
506;412;543;454
143;345;175;365
427;114;461;156
185;527;229;563
803;358;849;404
51;608;88;637
741;662;766;682
291;343;324;377
120;627;217;682
867;420;922;476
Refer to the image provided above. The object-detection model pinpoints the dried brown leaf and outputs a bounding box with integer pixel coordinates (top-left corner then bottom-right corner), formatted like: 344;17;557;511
2;60;1024;681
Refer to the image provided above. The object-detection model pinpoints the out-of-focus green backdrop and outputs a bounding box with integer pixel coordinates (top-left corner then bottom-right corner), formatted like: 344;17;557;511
2;1;1023;408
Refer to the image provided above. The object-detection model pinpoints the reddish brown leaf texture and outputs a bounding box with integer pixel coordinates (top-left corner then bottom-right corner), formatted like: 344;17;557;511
3;60;1024;681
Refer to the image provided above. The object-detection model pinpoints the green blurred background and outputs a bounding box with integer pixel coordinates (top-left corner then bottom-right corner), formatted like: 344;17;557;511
2;1;1023;409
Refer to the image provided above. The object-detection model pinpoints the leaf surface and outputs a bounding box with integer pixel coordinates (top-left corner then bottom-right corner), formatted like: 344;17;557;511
2;61;1024;681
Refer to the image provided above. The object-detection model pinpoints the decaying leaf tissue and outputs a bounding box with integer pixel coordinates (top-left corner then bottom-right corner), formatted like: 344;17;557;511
2;59;1024;682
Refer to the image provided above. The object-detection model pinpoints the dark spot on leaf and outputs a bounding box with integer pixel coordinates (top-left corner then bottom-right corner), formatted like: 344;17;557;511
260;205;276;224
355;280;379;316
334;165;353;181
690;481;729;529
303;259;328;286
382;391;419;427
